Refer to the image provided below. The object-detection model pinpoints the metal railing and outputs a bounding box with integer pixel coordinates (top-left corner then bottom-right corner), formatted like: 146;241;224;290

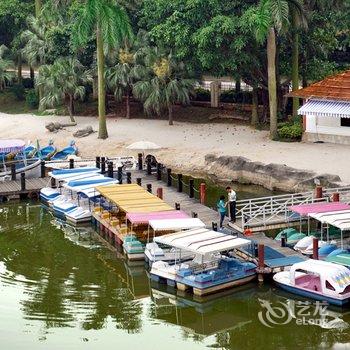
236;186;350;229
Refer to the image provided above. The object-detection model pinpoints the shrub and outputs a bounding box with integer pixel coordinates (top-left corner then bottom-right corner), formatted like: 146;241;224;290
220;89;253;104
22;78;34;89
26;89;39;108
11;84;26;100
277;122;303;140
193;87;210;101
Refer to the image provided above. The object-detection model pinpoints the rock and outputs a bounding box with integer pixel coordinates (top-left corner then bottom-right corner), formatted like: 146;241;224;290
73;126;95;138
204;154;343;192
45;121;77;133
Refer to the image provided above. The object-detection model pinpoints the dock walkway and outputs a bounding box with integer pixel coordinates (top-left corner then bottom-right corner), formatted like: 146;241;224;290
0;177;49;199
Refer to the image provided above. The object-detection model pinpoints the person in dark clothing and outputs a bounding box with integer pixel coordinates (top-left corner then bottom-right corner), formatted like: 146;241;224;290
226;186;236;222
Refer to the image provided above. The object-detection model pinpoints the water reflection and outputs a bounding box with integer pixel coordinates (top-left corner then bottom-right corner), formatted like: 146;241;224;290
1;202;350;349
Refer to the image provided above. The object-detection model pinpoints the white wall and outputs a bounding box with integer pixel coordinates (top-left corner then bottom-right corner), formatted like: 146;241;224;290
305;114;350;136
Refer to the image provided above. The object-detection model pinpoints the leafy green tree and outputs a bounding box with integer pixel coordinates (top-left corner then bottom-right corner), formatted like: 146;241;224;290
254;0;305;139
36;57;92;122
74;0;132;139
133;50;195;125
0;45;13;91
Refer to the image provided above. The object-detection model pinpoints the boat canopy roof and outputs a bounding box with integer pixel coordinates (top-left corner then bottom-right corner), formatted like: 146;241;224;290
149;218;205;231
0;139;25;153
49;170;101;181
126;210;189;224
309;210;350;230
154;228;250;255
291;260;350;293
96;184;173;213
289;202;350;216
51;167;99;175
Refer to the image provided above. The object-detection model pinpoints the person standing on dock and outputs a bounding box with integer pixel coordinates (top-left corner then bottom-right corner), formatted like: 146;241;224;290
226;186;236;223
217;195;227;228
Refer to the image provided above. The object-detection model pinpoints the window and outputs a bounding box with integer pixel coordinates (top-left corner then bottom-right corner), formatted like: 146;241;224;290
341;118;350;127
326;281;335;291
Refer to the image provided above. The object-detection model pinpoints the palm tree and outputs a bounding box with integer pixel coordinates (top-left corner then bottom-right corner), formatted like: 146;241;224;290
0;45;13;91
74;0;131;139
256;0;306;139
133;50;195;126
36;57;92;122
106;33;149;119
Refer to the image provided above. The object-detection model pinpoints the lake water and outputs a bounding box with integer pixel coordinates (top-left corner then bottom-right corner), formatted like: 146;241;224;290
1;202;350;350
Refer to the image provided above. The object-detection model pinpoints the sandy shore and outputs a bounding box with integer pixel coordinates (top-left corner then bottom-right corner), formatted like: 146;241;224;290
1;112;350;185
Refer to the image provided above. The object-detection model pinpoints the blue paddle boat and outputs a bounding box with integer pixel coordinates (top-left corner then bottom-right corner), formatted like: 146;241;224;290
51;141;78;160
36;140;56;160
14;144;37;160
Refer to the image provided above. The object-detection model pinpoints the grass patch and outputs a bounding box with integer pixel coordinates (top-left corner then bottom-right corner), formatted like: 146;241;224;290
0;91;36;114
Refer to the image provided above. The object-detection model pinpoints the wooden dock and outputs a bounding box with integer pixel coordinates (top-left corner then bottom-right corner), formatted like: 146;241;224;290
0;177;49;199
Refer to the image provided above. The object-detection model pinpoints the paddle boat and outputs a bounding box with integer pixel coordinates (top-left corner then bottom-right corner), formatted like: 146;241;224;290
273;260;350;306
143;218;206;265
37;140;56;160
14;142;37;160
150;228;256;296
51;141;78;160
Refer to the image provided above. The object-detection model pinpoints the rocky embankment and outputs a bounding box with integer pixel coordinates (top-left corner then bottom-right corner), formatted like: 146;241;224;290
203;154;343;192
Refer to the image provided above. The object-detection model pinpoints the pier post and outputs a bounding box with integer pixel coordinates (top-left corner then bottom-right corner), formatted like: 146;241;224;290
107;162;114;178
281;233;287;247
20;173;26;191
157;187;163;199
11;163;16;181
147;160;152;175
315;185;323;199
51;177;56;188
189;179;194;198
212;222;218;231
199;183;206;204
175;202;180;210
333;193;340;202
258;244;265;283
136;178;142;186
40;161;45;178
138;153;143;170
96;156;101;169
69;158;74;169
100;157;106;174
312;238;319;260
126;172;132;184
192;211;198;218
177;174;183;192
117;166;123;184
167;168;172;187
147;184;152;193
157;163;162;181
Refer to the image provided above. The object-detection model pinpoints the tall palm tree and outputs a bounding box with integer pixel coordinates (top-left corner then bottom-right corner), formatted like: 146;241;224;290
74;0;131;139
0;46;13;91
133;50;195;126
36;57;92;122
256;0;306;139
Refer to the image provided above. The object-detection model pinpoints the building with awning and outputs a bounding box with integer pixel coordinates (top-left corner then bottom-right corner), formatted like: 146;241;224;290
288;70;350;144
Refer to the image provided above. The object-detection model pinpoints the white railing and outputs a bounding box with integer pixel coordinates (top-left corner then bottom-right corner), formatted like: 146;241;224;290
236;186;350;229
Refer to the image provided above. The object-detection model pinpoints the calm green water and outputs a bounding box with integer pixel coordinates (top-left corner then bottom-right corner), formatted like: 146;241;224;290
1;202;350;350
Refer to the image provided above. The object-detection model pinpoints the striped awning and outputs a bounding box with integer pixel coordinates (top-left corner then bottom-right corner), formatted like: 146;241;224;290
298;99;350;118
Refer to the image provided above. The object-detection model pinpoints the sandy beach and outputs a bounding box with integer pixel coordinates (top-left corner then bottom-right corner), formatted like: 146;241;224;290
1;112;350;185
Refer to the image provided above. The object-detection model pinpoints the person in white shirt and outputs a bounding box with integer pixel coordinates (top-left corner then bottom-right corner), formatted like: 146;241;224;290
226;186;236;222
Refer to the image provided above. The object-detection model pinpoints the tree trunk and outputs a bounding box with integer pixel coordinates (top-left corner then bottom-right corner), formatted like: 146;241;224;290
17;53;22;84
96;26;108;139
292;12;300;117
168;105;174;125
126;91;130;119
35;0;42;17
267;27;278;140
251;85;259;127
30;66;34;81
235;77;241;93
68;94;76;123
